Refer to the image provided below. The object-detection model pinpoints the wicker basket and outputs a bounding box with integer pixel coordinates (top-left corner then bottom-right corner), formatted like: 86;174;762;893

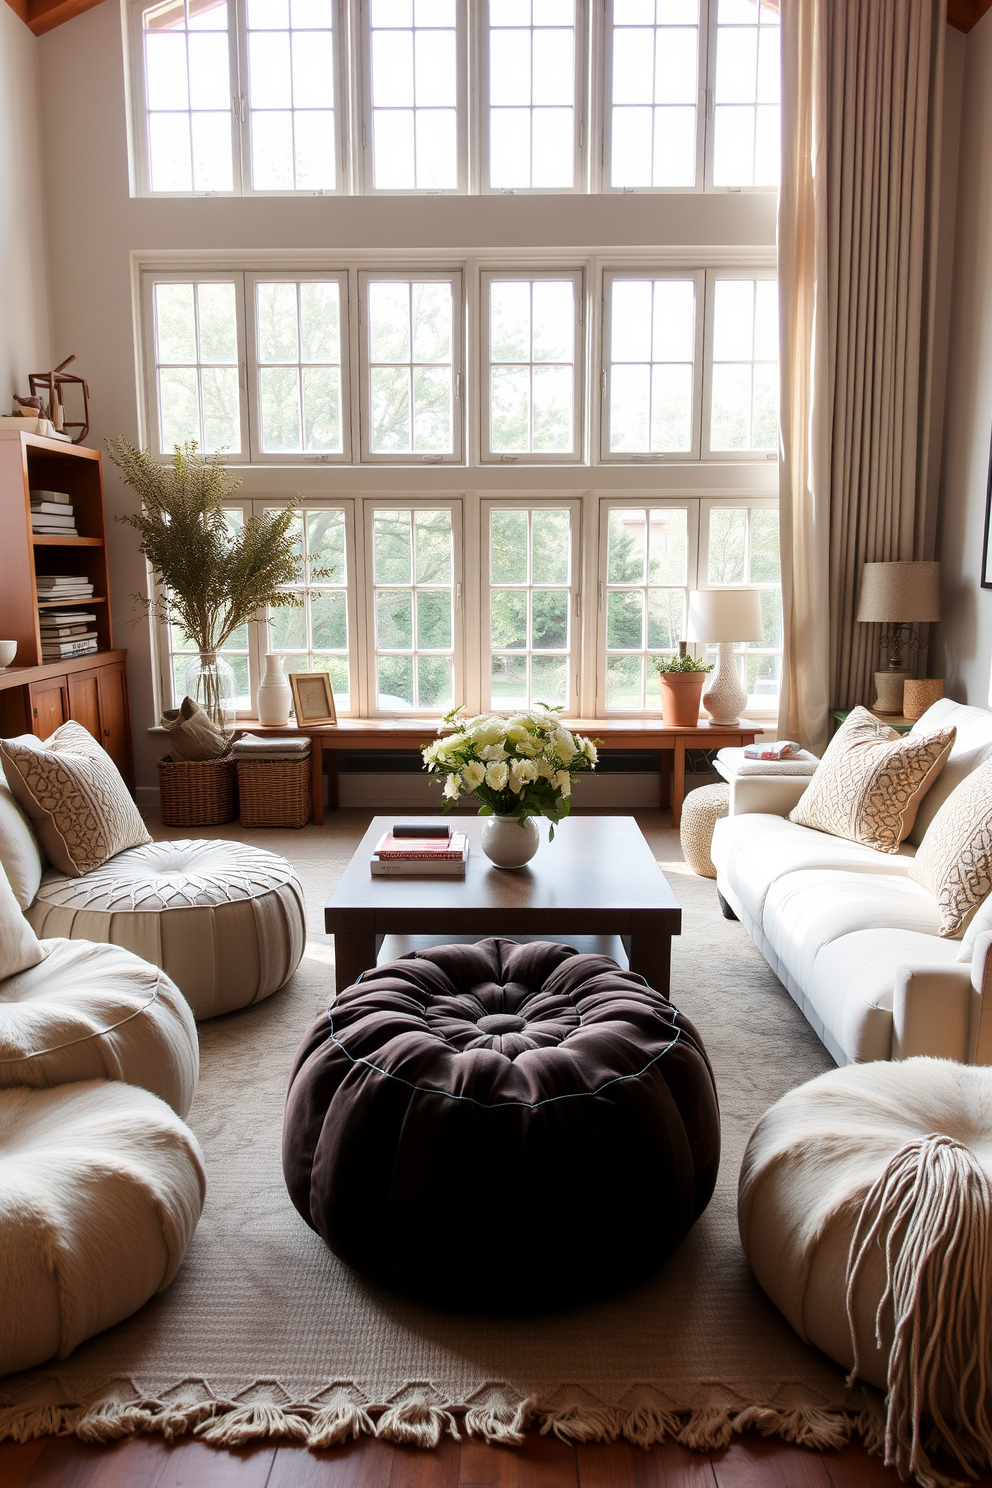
236;755;312;828
158;753;238;827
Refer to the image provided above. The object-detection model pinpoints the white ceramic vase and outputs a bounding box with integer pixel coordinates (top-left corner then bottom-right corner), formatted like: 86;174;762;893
257;652;292;727
481;814;540;870
701;641;748;726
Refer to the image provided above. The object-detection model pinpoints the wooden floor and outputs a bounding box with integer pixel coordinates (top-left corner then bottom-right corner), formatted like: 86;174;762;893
4;1429;987;1487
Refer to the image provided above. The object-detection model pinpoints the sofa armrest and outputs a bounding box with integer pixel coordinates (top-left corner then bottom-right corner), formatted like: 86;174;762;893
728;775;813;818
891;964;972;1062
969;932;992;1065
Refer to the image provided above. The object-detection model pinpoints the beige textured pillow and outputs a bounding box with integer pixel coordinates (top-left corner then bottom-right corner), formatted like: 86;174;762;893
909;758;992;936
0;722;150;878
789;706;955;853
0;862;44;980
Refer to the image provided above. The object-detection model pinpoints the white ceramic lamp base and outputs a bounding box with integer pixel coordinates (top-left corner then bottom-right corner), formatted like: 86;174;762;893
701;641;748;726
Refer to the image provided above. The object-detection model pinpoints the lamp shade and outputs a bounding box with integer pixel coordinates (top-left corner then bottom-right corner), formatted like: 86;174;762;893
856;562;941;623
687;588;764;643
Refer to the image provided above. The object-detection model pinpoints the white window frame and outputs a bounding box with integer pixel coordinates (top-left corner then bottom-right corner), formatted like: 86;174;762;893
601;1;706;196
481;497;583;713
701;267;780;462
479;0;588;197
698;495;781;714
244;271;354;462
358;0;468;195
357;270;464;464
479;269;584;465
600;269;705;463
141;269;251;460
362;498;465;718
703;0;781;195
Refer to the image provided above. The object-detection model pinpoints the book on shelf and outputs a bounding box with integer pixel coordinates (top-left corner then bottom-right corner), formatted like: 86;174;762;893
36;575;91;587
41;639;98;659
38;611;96;625
33;525;79;536
374;830;468;860
38;623;90;637
370;848;469;877
30;489;72;505
31;502;75;517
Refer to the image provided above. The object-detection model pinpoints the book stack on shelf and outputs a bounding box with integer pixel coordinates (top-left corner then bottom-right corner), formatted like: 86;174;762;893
36;574;94;603
371;824;469;877
38;609;98;661
30;488;76;536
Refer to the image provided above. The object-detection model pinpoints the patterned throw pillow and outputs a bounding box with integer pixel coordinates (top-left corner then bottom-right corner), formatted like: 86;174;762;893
910;759;992;936
789;706;955;853
0;722;150;878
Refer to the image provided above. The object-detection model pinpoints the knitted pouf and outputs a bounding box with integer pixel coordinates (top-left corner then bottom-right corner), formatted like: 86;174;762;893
0;1079;205;1376
284;938;720;1311
680;783;730;878
739;1059;992;1484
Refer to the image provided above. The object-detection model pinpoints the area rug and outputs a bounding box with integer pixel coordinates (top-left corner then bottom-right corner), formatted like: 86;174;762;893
0;811;884;1454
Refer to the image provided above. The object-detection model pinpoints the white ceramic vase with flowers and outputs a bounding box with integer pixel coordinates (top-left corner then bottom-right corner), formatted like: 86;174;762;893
422;707;600;869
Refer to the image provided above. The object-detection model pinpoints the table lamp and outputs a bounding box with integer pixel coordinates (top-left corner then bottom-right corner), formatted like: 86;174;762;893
856;561;940;714
686;588;764;726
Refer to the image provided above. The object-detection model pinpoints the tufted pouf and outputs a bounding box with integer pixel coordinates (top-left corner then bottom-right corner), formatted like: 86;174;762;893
283;938;720;1311
0;1079;205;1376
680;783;730;878
26;839;306;1020
0;939;198;1116
739;1059;992;1481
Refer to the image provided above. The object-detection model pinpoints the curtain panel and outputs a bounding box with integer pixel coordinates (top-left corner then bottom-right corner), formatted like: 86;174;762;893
778;0;945;751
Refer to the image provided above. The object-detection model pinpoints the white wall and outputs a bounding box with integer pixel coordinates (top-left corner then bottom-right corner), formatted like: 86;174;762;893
0;4;51;403
37;0;777;791
934;13;992;705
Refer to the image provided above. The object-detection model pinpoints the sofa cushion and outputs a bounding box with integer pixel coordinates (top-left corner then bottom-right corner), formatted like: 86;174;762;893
0;723;150;877
0;864;44;982
789;707;955;853
762;870;943;996
908;699;992;845
0;779;43;910
711;814;914;931
908;758;992;936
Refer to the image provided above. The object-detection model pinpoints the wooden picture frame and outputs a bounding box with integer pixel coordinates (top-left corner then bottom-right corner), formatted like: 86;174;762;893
289;671;337;725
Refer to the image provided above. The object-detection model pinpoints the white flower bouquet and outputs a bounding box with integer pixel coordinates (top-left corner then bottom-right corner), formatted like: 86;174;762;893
422;706;599;837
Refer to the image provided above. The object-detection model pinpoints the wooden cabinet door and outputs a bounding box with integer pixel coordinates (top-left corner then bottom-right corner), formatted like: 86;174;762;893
28;677;68;739
96;661;132;783
67;668;102;743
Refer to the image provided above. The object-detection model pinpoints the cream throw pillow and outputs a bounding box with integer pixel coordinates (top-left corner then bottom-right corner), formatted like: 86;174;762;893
0;722;150;878
789;706;955;853
910;758;992;937
0;861;44;980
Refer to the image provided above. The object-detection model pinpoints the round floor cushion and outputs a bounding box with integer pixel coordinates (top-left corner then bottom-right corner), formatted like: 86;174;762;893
739;1058;992;1398
283;937;720;1311
26;839;306;1020
0;1079;205;1376
0;938;198;1116
680;783;730;879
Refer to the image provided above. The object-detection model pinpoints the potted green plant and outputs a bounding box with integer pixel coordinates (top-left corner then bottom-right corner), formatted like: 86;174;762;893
107;439;320;733
653;654;713;727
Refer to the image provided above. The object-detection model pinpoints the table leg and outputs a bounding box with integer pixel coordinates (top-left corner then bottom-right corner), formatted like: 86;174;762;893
325;748;340;811
672;740;686;828
627;932;672;998
311;737;324;825
659;749;672;811
333;931;378;994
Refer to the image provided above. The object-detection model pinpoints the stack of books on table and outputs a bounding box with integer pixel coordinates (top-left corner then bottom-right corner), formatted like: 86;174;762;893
30;489;76;536
36;575;95;604
39;608;98;660
371;826;469;877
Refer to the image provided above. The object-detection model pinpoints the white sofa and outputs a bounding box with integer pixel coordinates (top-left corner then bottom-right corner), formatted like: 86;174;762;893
711;699;992;1067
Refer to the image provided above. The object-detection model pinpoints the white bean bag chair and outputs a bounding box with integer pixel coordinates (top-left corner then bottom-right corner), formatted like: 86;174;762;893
0;938;198;1118
0;1079;205;1377
739;1059;992;1483
27;839;307;1021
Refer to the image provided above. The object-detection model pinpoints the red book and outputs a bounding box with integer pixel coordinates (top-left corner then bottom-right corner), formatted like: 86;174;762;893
374;831;468;860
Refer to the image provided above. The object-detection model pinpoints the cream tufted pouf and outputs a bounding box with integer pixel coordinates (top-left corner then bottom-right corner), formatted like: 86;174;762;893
26;839;306;1020
0;939;198;1116
740;1060;992;1482
0;1079;205;1377
680;783;730;878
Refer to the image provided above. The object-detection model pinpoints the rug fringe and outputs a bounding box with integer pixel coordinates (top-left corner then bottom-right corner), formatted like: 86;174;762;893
376;1388;461;1448
464;1392;535;1446
0;1404;78;1442
75;1403;160;1442
308;1397;375;1448
537;1403;625;1443
195;1403;312;1446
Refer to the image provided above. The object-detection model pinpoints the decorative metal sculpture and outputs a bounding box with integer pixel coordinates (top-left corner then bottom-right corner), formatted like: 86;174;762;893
28;356;90;443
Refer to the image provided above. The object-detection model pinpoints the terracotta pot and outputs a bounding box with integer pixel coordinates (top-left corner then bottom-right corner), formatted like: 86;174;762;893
658;671;706;727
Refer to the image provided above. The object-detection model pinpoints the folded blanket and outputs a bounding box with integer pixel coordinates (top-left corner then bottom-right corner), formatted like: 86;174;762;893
233;733;311;758
717;745;819;777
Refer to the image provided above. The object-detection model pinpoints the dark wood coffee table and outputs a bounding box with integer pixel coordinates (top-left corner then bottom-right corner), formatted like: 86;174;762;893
324;815;682;996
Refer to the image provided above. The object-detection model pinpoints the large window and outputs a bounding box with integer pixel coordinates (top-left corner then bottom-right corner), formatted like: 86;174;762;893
147;275;247;457
706;274;778;454
248;275;348;457
481;273;582;461
601;505;693;710
368;506;460;712
485;503;578;709
360;273;462;462
267;506;352;708
702;500;782;698
129;0;779;196
602;273;702;459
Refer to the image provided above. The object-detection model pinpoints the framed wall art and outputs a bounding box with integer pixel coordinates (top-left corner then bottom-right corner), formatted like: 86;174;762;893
289;671;337;725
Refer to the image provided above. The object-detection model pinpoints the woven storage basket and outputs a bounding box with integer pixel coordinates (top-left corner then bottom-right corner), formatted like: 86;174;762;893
236;755;312;829
158;753;238;827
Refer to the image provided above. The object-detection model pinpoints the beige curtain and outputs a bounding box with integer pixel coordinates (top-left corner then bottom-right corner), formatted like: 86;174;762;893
778;0;944;752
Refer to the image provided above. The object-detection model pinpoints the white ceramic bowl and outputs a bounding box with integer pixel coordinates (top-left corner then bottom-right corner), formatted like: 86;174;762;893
0;640;17;671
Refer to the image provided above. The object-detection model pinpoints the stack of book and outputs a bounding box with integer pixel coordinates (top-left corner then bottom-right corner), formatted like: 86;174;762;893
39;609;98;660
36;575;95;604
371;825;469;877
30;488;76;536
